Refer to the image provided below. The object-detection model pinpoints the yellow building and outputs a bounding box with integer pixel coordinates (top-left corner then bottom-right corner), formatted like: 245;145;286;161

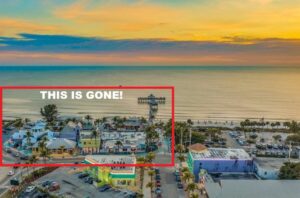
32;138;77;158
79;131;101;154
84;155;136;187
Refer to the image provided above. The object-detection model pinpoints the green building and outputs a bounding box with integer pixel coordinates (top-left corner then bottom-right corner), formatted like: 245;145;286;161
84;155;136;187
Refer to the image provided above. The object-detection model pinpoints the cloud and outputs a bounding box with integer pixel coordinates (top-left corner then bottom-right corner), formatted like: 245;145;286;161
51;0;300;41
0;18;59;37
0;33;300;66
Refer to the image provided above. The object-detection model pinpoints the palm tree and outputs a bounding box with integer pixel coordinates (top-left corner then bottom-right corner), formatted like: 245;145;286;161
145;152;155;163
145;126;159;151
14;118;24;130
185;183;198;196
90;130;99;153
25;130;32;149
38;138;50;163
137;156;146;189
40;104;58;124
289;121;299;134
190;193;199;198
181;167;189;173
140;117;147;124
182;171;194;183
176;144;185;154
146;182;154;197
177;154;186;167
24;118;31;124
28;155;38;173
29;155;38;164
40;148;50;164
84;114;92;123
101;117;107;123
273;134;282;143
115;140;123;152
148;170;155;183
94;119;101;126
59;145;65;158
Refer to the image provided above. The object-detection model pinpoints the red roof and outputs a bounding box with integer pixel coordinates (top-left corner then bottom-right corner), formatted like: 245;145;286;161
188;143;207;152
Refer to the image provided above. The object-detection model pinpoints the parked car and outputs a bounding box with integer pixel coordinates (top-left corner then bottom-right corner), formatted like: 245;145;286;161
175;176;181;182
8;170;15;176
20;155;29;160
173;170;180;176
155;188;162;194
84;177;93;184
78;172;89;179
177;182;183;189
5;148;11;153
156;194;162;198
14;153;20;157
41;180;54;188
155;175;161;180
156;180;161;186
48;182;60;191
25;186;36;193
36;193;48;198
99;184;111;192
156;182;161;187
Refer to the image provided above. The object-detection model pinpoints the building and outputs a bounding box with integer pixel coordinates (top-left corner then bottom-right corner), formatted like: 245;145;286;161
10;121;49;147
84;155;136;187
32;138;77;158
187;144;254;182
101;131;146;153
60;122;81;143
79;130;101;154
205;178;300;198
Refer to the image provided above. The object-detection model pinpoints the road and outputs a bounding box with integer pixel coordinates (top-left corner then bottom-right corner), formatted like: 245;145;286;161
33;167;128;198
158;167;185;198
222;131;241;148
0;166;36;197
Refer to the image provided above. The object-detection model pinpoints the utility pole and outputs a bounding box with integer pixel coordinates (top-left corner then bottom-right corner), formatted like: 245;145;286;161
180;127;183;146
288;141;292;162
189;127;192;147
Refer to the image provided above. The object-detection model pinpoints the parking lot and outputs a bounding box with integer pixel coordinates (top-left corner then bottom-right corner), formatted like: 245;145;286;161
33;167;136;198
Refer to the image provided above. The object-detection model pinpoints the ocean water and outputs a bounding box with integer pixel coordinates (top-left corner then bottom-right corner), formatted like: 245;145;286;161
1;66;300;122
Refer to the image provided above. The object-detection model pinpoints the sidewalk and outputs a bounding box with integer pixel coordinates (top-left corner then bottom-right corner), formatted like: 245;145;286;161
142;170;152;198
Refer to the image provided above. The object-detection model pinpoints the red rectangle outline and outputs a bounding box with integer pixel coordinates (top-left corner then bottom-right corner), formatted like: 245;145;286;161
0;86;175;167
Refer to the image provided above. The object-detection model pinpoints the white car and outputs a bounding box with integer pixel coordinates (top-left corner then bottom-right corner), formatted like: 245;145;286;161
25;186;36;193
7;170;15;176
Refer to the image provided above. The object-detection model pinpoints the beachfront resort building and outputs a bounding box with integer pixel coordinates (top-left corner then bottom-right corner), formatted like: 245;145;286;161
84;155;136;187
99;117;147;153
187;144;254;182
101;131;146;153
32;138;78;158
9;121;56;149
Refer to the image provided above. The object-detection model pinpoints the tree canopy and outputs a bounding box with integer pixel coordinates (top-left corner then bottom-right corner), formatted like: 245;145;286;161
279;162;300;180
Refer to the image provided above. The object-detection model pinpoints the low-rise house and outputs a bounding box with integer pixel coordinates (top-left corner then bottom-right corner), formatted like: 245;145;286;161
60;122;81;143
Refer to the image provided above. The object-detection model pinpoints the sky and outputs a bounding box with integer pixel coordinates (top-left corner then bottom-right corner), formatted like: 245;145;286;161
0;0;300;66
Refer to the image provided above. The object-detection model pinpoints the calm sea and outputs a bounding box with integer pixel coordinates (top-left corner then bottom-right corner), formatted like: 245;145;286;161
1;66;300;122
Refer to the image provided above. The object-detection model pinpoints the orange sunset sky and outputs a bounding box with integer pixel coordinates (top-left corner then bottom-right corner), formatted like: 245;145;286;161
0;0;300;66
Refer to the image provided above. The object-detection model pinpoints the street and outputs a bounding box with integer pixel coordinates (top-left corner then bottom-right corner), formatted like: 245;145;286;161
159;167;185;198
